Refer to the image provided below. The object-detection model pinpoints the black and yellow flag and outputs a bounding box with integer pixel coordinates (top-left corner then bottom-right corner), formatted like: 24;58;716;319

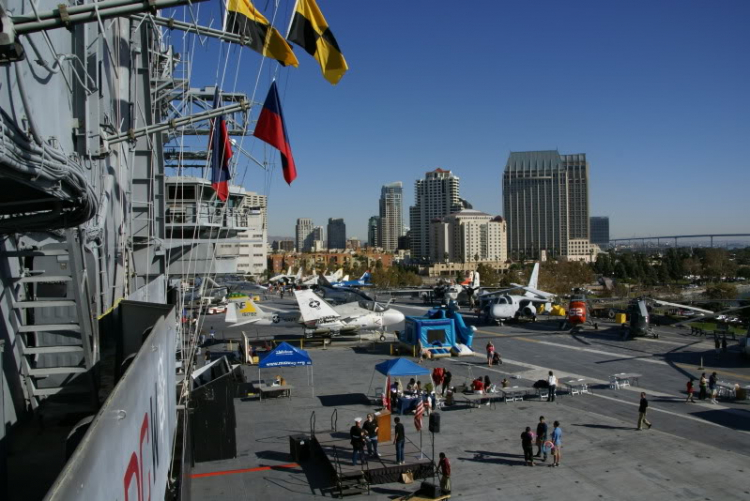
287;0;348;85
225;0;299;67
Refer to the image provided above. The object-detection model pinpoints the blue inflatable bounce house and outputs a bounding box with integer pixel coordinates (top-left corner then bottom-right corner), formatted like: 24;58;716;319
399;305;475;358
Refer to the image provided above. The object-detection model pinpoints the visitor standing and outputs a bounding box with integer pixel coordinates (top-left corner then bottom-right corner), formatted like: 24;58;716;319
394;417;406;465
637;393;652;430
363;414;380;457
709;372;719;404
437;452;451;493
350;418;366;466
550;421;562;467
535;416;548;461
486;341;495;367
699;373;707;400
442;371;452;396
521;427;535;466
685;379;695;403
547;371;557;402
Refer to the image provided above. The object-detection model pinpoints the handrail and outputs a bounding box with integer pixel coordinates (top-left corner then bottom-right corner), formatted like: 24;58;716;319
331;408;338;432
310;410;316;438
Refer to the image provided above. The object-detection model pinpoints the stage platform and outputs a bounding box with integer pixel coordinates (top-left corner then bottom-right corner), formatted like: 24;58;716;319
313;431;434;485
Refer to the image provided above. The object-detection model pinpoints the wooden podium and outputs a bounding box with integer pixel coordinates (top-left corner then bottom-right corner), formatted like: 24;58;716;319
375;410;391;442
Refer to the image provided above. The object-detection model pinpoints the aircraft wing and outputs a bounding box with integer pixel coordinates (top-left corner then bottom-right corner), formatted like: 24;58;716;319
295;289;340;321
650;299;713;315
479;286;524;297
672;304;750;326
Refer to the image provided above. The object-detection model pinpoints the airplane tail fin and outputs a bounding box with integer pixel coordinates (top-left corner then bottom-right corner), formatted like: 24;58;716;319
295;289;340;321
225;294;264;324
318;272;334;288
360;271;370;282
527;263;539;290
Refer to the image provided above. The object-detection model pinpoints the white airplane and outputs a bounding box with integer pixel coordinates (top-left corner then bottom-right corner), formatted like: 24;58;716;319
476;263;555;324
300;268;344;286
446;270;481;304
224;293;299;327
268;267;302;285
294;289;405;338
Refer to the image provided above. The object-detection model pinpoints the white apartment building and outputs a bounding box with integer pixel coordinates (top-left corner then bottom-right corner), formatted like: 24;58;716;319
409;168;462;260
429;210;507;264
296;218;314;252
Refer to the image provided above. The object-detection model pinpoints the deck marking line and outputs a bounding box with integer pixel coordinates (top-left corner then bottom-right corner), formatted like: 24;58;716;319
190;462;299;478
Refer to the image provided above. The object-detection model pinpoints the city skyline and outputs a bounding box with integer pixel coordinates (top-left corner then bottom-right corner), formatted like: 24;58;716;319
183;2;749;241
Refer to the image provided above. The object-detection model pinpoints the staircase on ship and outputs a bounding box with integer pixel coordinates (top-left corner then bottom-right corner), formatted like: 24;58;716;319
3;228;100;414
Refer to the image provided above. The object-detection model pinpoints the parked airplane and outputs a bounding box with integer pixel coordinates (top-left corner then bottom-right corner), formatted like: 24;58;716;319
294;289;405;338
300;268;344;286
314;273;375;304
425;270;482;306
476;263;555;324
268;267;301;284
224;293;299;327
330;271;372;288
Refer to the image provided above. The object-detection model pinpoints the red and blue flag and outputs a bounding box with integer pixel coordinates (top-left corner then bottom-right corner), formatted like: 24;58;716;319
253;81;297;185
210;88;233;202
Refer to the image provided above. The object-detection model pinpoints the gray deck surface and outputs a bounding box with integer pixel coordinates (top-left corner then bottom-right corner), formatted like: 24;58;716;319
191;296;750;500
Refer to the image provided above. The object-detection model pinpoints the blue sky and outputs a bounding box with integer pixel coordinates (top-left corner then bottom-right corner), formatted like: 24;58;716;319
169;0;750;241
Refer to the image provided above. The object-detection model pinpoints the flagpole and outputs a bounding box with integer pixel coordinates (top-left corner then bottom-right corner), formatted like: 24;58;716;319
285;0;300;38
419;429;424;460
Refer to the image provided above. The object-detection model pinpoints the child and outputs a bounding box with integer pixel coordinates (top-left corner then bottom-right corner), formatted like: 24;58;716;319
685;379;695;403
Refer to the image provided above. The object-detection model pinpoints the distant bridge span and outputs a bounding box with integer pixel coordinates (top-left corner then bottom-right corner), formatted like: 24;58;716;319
610;233;750;247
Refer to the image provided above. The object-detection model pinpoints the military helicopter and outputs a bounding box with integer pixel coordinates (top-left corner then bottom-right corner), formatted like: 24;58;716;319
559;289;714;339
559;288;599;331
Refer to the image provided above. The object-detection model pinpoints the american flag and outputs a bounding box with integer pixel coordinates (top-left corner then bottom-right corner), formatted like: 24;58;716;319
414;399;424;431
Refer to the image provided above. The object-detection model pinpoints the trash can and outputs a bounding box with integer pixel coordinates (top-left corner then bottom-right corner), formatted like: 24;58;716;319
289;434;310;462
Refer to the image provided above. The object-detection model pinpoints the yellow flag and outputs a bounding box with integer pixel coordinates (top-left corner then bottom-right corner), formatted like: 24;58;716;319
225;0;299;67
287;0;348;85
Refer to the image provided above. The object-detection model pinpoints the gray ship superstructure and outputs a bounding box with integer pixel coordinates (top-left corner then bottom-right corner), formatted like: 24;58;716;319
0;1;262;499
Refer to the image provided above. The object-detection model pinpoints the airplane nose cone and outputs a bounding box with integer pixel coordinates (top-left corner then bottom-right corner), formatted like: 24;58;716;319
384;309;405;326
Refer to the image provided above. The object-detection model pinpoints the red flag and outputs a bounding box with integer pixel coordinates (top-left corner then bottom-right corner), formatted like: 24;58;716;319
209;88;232;201
253;81;297;185
414;399;424;431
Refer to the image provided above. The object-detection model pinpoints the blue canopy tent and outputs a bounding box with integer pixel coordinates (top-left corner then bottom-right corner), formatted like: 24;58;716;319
370;358;430;410
258;342;313;399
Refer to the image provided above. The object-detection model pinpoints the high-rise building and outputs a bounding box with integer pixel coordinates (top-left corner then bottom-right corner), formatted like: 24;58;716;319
327;218;346;250
590;217;610;247
409;168;462;260
312;226;325;251
378;182;403;252
295;218;314;252
429;211;507;263
368;216;380;247
502;151;590;260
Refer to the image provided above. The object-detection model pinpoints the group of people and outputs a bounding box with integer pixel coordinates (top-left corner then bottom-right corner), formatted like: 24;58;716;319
521;416;562;467
350;415;452;494
687;372;720;404
349;414;383;466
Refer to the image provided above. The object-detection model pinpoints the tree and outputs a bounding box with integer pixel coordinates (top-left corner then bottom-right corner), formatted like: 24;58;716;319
705;282;737;300
476;263;500;287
